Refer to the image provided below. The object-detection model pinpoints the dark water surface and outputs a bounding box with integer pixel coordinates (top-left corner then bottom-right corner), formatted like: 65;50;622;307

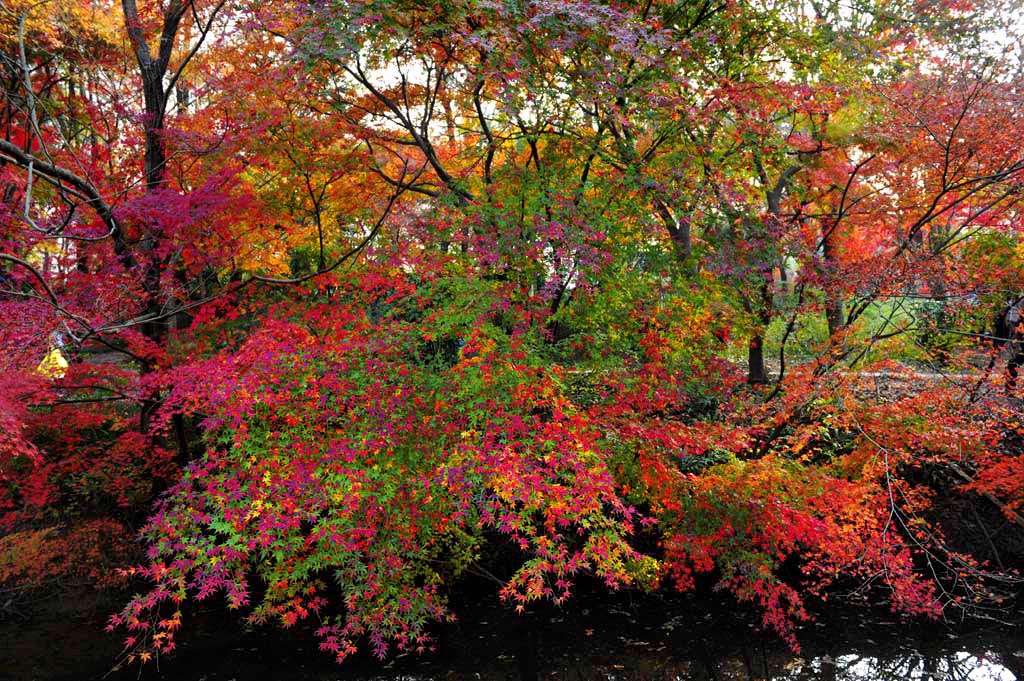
2;589;1022;681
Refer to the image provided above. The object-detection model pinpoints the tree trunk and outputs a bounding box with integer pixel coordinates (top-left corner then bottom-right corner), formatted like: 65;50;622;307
748;333;768;384
825;294;844;338
747;276;774;385
822;225;844;337
122;0;186;434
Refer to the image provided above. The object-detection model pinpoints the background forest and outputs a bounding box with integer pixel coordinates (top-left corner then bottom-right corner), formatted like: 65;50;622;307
2;0;1024;668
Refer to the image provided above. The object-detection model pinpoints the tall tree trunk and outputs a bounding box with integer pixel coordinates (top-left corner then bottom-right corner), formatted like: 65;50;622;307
822;225;844;337
122;0;186;436
748;333;768;384
747;163;801;384
747;278;773;384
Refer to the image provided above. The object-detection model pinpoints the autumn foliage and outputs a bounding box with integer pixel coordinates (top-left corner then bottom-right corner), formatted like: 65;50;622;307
2;0;1024;666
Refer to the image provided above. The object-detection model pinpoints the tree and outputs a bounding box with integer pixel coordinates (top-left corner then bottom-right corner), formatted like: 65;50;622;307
1;0;1023;667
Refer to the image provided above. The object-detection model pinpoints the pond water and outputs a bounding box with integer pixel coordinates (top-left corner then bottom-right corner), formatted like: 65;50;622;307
2;590;1021;681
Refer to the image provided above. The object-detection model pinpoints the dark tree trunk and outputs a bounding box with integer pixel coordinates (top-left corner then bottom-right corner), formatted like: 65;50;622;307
122;0;187;435
822;228;844;337
748;334;768;385
825;295;844;338
747;276;774;385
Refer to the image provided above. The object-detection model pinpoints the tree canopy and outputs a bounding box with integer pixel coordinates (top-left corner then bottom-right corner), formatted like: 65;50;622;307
2;0;1024;665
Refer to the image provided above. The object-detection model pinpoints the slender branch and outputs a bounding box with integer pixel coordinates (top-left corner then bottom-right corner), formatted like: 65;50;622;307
348;57;475;204
250;187;401;285
0;254;94;330
164;0;228;99
0;138;122;243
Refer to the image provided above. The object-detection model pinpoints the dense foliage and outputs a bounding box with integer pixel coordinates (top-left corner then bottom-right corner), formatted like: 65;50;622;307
2;0;1023;665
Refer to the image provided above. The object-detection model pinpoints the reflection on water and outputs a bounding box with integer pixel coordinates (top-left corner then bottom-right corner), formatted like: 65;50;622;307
2;590;1022;681
578;650;1022;681
575;650;1022;681
575;645;1024;681
539;608;1024;681
780;651;1019;681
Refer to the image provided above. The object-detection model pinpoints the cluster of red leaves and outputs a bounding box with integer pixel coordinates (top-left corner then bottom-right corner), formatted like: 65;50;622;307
104;256;1023;663
1;362;177;530
587;344;953;651
110;269;645;662
0;518;134;591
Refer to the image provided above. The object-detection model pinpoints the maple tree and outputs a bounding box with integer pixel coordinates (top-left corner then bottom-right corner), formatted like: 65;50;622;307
2;0;1024;667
